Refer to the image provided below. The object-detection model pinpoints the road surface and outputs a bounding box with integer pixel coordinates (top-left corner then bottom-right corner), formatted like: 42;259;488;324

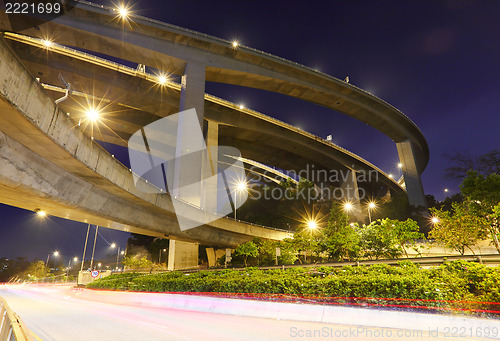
0;284;496;340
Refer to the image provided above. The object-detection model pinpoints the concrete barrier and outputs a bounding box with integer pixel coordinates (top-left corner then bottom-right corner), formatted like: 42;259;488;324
0;297;32;341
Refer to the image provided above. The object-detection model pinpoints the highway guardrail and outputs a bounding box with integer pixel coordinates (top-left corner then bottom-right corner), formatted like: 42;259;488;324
0;297;32;341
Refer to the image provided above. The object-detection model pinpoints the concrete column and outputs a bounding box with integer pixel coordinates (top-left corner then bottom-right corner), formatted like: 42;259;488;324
172;61;207;206
206;247;216;267
167;239;199;271
340;169;364;222
179;60;206;127
396;140;427;208
201;120;218;212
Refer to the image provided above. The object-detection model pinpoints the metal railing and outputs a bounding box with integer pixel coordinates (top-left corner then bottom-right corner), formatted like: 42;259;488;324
0;297;32;341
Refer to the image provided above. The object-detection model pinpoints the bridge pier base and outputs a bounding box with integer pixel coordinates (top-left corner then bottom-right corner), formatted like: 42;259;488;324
167;239;199;271
396;140;427;208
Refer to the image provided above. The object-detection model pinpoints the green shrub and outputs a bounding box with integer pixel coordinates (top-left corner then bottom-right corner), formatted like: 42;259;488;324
87;261;500;308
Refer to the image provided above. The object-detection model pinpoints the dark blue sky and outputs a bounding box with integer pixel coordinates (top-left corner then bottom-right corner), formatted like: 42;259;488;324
1;0;499;260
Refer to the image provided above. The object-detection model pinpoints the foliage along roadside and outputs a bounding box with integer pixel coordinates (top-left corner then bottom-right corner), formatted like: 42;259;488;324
87;260;500;312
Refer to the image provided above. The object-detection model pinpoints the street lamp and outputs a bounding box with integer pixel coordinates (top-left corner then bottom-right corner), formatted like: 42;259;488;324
46;251;59;268
66;257;78;278
397;163;403;169
431;217;439;224
158;248;167;263
42;39;53;48
157;74;168;85
86;107;100;121
35;208;46;217
233;180;248;220
367;202;377;223
306;220;318;230
111;243;123;270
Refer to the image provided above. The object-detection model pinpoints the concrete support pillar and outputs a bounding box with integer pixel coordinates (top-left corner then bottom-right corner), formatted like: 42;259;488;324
201;120;218;212
179;60;206;127
340;169;364;222
396;140;427;208
167;239;199;271
206;247;216;267
172;61;206;206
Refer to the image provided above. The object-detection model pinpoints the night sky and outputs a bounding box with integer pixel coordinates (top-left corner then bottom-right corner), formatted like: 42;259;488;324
1;0;499;261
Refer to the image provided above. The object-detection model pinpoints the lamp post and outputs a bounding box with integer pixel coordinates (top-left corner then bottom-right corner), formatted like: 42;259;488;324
46;251;59;268
367;202;377;223
343;202;353;225
80;223;91;272
111;243;124;270
90;225;99;270
158;248;167;264
66;257;78;278
234;181;247;220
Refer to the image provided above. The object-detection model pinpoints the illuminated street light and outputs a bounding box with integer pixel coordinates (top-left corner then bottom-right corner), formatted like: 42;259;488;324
233;180;248;220
73;257;78;262
367;201;377;223
343;202;353;211
157;74;168;85
306;220;318;230
232;40;239;48
98;263;102;268
444;188;449;193
42;39;53;48
117;5;129;19
237;181;247;192
86;108;100;121
388;174;393;179
35;208;46;217
158;248;167;263
431;217;439;224
239;104;245;110
46;251;59;268
111;243;124;270
397;163;403;169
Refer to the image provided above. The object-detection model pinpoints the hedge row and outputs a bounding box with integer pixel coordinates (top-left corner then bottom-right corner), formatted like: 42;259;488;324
87;261;500;307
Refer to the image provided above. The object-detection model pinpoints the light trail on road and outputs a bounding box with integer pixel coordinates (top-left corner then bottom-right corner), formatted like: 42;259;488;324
0;284;495;340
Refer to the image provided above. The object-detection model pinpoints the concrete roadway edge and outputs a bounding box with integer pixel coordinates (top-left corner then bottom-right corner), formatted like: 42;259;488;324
61;286;500;337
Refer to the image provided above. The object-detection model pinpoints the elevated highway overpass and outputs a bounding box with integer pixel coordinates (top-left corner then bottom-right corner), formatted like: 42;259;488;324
0;1;428;267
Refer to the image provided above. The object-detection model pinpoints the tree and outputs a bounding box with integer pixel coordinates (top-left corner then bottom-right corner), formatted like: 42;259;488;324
359;219;402;260
320;202;360;261
377;192;411;222
429;202;489;255
292;228;321;263
234;241;258;267
150;238;170;264
389;218;425;258
122;255;153;269
252;237;276;266
460;171;500;253
277;238;298;265
17;261;49;281
445;149;500;180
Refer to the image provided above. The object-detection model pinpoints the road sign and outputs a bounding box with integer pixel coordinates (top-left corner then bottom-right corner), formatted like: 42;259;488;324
91;270;99;278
